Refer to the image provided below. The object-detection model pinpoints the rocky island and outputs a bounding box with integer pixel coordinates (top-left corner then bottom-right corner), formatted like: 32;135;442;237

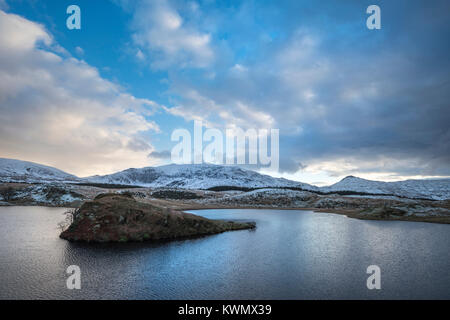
59;193;255;243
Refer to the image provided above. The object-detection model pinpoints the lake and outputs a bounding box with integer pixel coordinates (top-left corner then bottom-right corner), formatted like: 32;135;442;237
0;206;449;299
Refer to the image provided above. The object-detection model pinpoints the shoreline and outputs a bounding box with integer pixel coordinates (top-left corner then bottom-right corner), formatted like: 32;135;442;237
3;200;449;225
176;205;450;225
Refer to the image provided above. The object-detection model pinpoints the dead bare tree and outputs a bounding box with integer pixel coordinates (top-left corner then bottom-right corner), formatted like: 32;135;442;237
57;208;79;232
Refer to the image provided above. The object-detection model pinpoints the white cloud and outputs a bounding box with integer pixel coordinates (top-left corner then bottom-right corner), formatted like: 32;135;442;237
301;156;450;183
75;46;84;56
135;49;145;61
129;0;214;69
163;31;324;132
229;64;248;77
0;10;161;176
165;88;275;130
0;11;51;51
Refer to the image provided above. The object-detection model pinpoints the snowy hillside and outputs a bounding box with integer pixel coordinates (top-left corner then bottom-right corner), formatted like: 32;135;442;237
0;158;79;183
87;163;318;190
1;158;449;200
322;176;450;200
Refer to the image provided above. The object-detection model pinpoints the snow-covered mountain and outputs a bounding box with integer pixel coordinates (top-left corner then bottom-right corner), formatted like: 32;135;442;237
321;176;450;200
1;158;449;200
86;163;318;190
0;158;79;183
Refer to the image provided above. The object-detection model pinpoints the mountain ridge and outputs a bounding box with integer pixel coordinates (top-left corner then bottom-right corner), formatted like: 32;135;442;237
0;158;449;200
85;163;318;191
323;175;450;200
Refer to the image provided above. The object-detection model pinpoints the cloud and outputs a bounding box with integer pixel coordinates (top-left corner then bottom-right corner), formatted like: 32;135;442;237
165;88;276;130
135;49;145;61
75;46;84;56
302;154;450;182
278;159;307;174
5;1;442;181
156;1;450;179
126;0;214;69
148;150;171;160
0;10;162;176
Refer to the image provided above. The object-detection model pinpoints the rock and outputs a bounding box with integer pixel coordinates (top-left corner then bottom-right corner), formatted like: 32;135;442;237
60;193;255;243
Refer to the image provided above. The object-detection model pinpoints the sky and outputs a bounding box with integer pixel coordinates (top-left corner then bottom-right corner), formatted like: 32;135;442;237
0;0;449;185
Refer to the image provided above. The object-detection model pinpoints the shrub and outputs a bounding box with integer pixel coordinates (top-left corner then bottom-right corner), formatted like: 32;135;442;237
94;193;134;200
152;190;202;200
0;187;16;201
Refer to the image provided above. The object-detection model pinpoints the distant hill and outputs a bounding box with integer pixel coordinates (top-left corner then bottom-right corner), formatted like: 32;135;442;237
321;175;450;200
0;158;79;183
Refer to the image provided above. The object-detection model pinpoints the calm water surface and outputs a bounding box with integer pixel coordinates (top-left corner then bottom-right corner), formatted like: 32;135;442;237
1;206;449;299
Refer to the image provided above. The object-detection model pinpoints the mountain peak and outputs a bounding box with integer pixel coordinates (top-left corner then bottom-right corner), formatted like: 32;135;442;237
87;162;317;190
340;175;370;182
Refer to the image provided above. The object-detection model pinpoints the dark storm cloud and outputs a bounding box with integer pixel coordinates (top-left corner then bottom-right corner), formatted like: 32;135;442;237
148;150;171;160
164;0;450;177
